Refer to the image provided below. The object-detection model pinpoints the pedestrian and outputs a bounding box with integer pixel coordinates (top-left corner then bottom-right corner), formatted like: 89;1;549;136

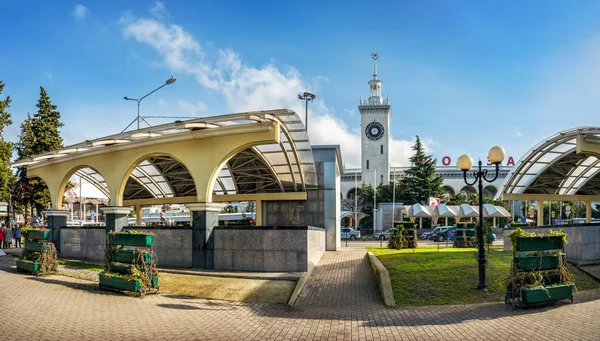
13;224;21;248
3;224;11;248
0;224;4;248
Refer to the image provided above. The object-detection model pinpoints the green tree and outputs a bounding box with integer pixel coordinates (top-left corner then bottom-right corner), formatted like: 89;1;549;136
14;87;64;217
0;81;15;207
401;135;444;204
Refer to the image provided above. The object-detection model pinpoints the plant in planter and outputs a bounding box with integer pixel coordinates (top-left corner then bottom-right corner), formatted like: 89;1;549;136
100;231;159;297
17;230;57;276
505;229;575;306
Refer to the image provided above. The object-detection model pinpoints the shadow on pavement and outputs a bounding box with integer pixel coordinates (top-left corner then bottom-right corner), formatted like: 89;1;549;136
26;276;100;293
156;304;202;310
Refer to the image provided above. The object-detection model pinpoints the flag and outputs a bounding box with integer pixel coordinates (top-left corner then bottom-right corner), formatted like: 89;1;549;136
428;197;440;207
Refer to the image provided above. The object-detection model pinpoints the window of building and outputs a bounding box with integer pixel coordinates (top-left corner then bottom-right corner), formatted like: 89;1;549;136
381;145;383;154
367;160;369;169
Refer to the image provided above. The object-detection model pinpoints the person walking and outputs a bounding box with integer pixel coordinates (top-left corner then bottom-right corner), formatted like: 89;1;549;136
0;224;4;248
13;225;21;248
3;224;11;248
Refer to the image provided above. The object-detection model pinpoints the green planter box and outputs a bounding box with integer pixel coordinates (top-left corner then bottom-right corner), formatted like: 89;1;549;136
522;284;574;304
16;260;39;273
109;263;133;274
28;230;50;240
151;276;159;288
516;236;564;251
109;233;153;247
25;241;48;252
515;255;561;271
99;273;141;292
111;250;151;264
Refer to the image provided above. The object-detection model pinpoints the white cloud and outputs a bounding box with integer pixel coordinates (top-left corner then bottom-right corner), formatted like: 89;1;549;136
72;4;90;21
150;1;169;21
118;5;427;168
177;99;207;116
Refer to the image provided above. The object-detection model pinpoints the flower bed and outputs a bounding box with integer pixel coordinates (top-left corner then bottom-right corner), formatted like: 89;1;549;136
522;284;574;304
515;254;561;271
99;273;141;292
110;249;151;264
108;233;153;247
28;229;50;240
516;236;564;252
25;241;49;253
16;260;40;274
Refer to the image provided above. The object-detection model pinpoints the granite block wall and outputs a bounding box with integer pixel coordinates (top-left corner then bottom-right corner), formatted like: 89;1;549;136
213;226;325;272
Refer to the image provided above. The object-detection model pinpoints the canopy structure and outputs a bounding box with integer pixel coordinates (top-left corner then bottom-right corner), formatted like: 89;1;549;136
498;127;600;225
482;204;511;218
433;204;459;218
458;204;479;217
404;203;510;226
405;204;434;218
12;109;318;225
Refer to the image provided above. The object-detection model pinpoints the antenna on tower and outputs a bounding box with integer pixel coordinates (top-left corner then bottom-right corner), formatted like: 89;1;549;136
371;52;379;80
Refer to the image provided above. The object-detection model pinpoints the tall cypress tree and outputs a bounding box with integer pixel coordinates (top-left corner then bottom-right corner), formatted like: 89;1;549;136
0;81;15;205
15;87;64;217
401;135;444;204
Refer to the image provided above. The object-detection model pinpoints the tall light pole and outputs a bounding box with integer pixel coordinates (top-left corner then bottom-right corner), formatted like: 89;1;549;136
298;92;316;133
122;76;177;132
457;146;505;291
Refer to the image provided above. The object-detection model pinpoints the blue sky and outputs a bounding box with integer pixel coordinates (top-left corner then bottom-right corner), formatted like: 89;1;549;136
3;1;600;169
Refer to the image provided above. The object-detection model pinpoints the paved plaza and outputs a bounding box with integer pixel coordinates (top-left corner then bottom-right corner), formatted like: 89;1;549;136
2;249;600;340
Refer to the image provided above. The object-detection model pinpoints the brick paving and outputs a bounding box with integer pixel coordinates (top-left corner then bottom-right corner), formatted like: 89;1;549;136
2;249;600;340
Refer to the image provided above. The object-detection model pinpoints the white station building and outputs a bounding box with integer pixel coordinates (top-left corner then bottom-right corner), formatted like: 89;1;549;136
340;54;514;203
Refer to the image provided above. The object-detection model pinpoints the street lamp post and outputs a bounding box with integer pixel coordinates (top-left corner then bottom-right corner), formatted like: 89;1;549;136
457;146;505;291
122;76;177;132
297;92;316;133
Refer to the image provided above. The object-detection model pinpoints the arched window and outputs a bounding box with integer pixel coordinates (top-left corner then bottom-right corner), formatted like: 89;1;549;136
367;160;369;169
381;145;383;154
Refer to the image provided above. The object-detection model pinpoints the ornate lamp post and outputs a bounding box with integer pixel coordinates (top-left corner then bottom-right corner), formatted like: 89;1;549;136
457;146;505;290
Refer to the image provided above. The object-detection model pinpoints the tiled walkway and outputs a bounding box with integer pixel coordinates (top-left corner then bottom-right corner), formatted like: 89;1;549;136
2;249;600;340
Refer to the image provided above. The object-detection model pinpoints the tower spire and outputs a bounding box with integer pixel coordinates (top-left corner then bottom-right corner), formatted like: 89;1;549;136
372;52;379;80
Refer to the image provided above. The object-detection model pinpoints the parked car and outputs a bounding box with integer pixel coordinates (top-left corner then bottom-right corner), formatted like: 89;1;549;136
377;229;392;240
431;227;455;242
422;226;452;240
341;227;361;240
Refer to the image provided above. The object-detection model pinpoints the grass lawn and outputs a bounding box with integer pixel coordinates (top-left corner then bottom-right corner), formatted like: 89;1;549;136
368;246;600;306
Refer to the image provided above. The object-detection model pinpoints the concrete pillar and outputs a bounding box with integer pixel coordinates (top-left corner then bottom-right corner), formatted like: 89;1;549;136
586;201;592;223
135;205;142;226
445;217;448;226
255;200;263;226
537;200;544;227
42;210;70;255
101;206;132;233
187;203;225;269
493;217;497;228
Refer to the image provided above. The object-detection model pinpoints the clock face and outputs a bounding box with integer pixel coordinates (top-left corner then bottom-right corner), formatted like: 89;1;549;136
365;122;385;141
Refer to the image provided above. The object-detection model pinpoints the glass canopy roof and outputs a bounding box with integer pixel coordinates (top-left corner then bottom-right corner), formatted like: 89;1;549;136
15;109;317;200
499;127;600;196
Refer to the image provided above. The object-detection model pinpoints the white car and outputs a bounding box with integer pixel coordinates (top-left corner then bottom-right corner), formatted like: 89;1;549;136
341;227;361;240
377;229;392;240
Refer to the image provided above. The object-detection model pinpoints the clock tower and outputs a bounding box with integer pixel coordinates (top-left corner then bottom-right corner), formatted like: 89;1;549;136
360;53;391;187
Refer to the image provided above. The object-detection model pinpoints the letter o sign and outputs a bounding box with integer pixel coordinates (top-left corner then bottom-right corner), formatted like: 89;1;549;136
442;156;451;166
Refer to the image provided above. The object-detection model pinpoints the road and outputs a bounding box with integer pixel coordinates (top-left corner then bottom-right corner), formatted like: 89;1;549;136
341;238;504;249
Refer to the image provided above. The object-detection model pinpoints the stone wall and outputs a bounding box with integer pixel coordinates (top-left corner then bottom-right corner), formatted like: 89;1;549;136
503;224;600;264
61;227;193;268
213;226;325;272
61;228;106;261
123;227;193;268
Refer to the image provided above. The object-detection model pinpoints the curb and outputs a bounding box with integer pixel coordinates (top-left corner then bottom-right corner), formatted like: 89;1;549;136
367;251;396;307
287;271;309;306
